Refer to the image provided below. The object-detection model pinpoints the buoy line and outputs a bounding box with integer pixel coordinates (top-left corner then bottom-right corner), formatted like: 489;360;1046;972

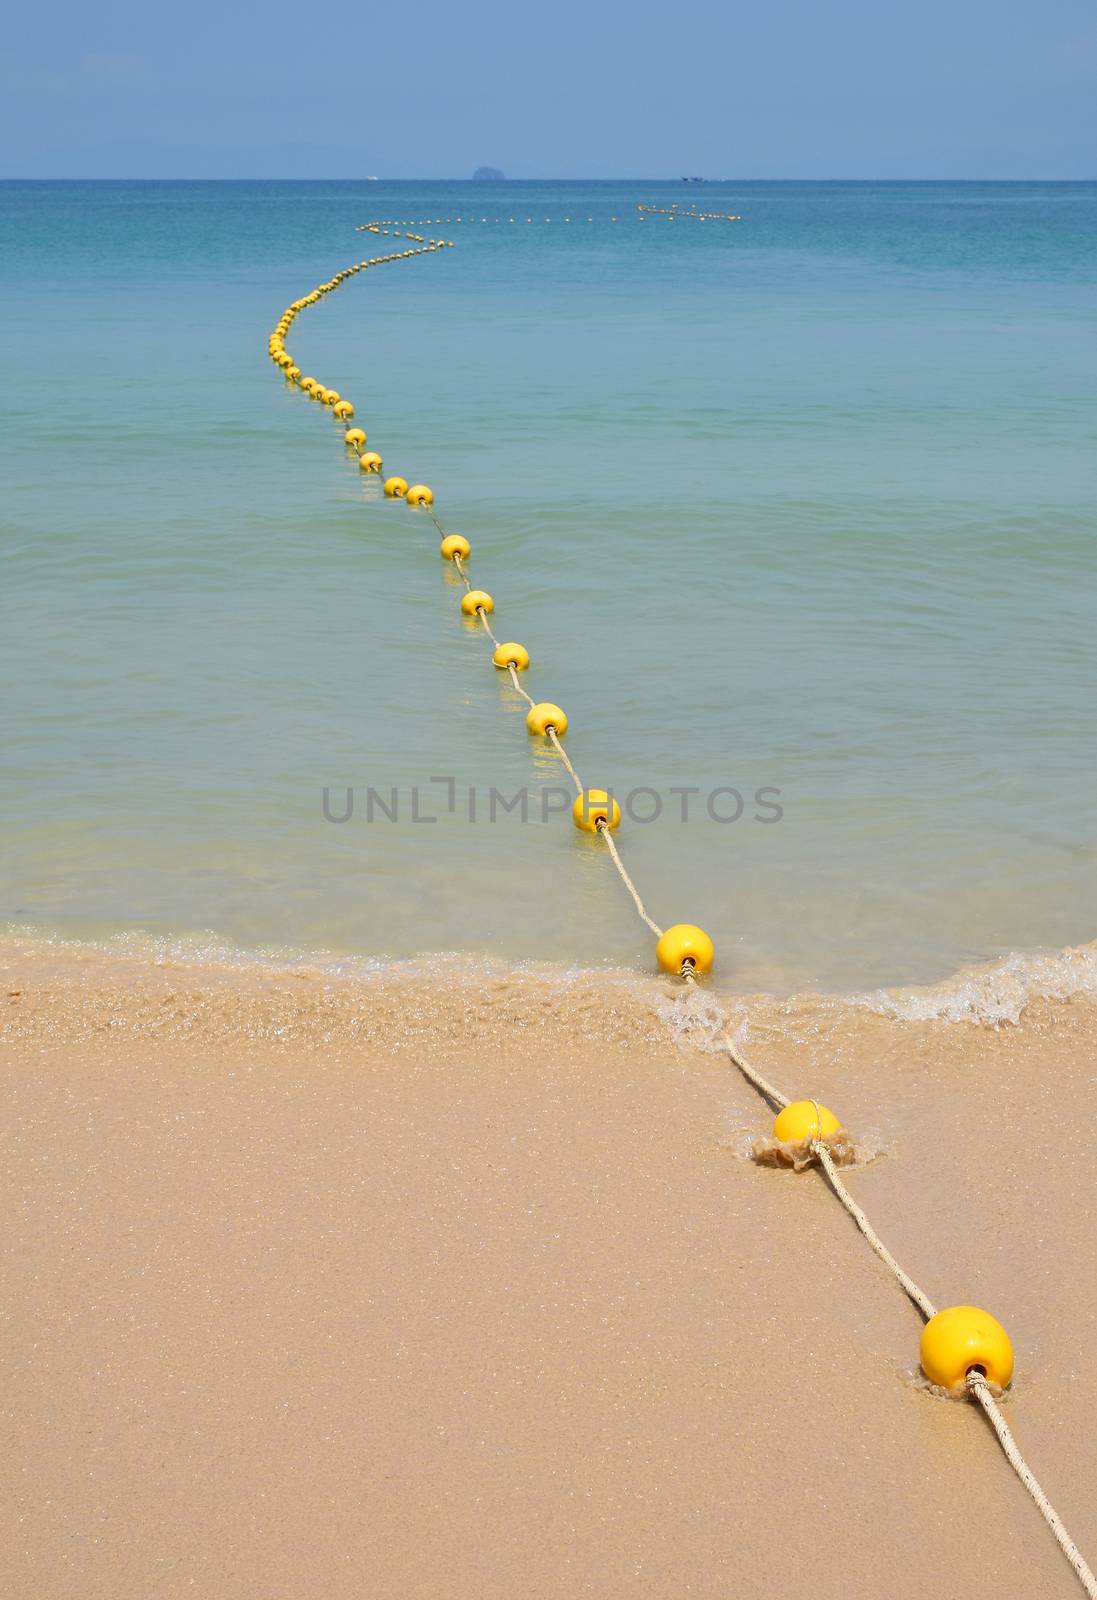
353;207;742;230
637;203;742;221
266;229;1097;1596
274;219;714;984
357;216;614;227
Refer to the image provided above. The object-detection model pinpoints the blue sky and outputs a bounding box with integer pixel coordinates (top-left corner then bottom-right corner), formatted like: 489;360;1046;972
2;0;1095;177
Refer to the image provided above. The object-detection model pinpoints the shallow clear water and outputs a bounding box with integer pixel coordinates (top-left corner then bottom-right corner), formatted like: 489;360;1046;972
2;179;1095;992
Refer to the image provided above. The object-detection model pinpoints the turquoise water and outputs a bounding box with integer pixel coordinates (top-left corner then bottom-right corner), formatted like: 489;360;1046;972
2;179;1095;993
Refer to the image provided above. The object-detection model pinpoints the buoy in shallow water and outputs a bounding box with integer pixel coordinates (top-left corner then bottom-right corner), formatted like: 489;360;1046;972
406;484;434;507
384;476;408;498
655;924;715;975
920;1306;1014;1392
345;428;367;448
573;789;621;831
440;534;471;560
492;642;529;670
527;703;567;736
772;1101;841;1143
359;452;383;472
460;589;494;615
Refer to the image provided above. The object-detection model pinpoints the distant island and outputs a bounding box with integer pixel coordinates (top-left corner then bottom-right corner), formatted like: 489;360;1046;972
472;167;505;181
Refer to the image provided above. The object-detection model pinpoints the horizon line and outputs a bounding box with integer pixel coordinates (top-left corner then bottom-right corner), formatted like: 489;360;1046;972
2;174;1096;184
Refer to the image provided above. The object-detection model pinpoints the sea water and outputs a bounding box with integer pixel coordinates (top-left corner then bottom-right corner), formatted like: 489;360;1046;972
2;179;1095;993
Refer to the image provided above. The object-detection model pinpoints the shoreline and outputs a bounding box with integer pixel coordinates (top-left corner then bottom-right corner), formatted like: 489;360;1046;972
4;927;1097;1039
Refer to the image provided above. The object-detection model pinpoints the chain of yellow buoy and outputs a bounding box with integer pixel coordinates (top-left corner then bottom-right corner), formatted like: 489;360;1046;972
271;222;708;981
267;238;1097;1595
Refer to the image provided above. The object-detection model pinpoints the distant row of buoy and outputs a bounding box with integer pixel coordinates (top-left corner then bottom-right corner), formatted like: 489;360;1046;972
637;203;742;221
358;216;625;228
353;208;743;229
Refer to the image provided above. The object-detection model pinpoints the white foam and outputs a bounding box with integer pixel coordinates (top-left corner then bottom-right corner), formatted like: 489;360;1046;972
849;941;1097;1027
8;920;1097;1031
652;983;749;1053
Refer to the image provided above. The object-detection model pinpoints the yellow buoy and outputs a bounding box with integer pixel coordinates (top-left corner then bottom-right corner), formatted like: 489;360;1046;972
573;789;621;832
359;452;383;472
345;428;367;448
313;387;330;403
406;484;434;507
323;390;341;407
440;534;471;560
920;1306;1014;1392
655;923;715;976
772;1101;842;1143
460;589;494;615
285;367;301;381
333;400;354;419
527;702;567;736
492;642;529;670
384;475;408;497
299;377;318;393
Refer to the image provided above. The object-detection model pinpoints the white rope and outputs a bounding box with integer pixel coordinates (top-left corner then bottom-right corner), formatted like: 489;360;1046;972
968;1373;1097;1598
546;726;584;797
598;824;664;938
717;1028;791;1112
682;971;789;1109
813;1143;938;1322
505;663;537;709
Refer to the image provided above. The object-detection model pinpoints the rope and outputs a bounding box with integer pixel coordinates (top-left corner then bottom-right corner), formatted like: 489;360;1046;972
968;1374;1097;1597
598;825;664;938
477;611;502;647
506;663;537;709
546;727;584;797
813;1143;938;1321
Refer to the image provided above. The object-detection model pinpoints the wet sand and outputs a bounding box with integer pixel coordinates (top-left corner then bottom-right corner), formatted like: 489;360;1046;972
3;941;1097;1598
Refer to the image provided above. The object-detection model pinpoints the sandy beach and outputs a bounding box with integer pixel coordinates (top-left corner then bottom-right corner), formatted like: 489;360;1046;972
3;939;1096;1598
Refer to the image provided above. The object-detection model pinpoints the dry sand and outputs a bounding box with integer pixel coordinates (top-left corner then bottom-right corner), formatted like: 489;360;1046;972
3;940;1097;1598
